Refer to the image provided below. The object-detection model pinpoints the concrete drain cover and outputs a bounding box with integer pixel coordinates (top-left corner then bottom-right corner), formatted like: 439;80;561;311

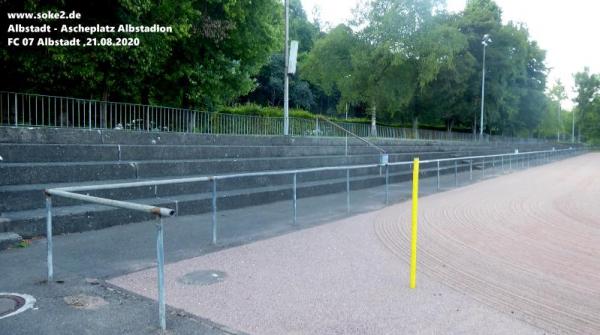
63;294;108;310
0;293;36;319
177;270;226;286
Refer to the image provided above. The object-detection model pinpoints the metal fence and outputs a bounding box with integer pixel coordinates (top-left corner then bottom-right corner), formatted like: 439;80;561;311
43;147;580;331
1;91;551;143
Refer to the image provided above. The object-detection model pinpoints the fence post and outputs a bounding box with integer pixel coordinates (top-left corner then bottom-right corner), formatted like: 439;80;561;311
46;194;53;281
211;178;217;245
346;169;350;214
410;158;420;289
385;164;389;205
14;93;18;126
470;159;473;180
454;160;458;187
436;160;440;191
345;133;348;157
482;157;485;177
156;216;166;331
88;102;92;129
292;173;297;224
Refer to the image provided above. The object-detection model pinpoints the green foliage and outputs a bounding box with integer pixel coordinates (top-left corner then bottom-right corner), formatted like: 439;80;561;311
219;104;314;119
244;53;315;110
573;68;600;144
1;0;589;140
1;0;283;109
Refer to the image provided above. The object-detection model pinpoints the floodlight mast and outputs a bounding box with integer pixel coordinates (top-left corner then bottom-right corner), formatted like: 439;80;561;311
480;34;492;141
283;0;290;136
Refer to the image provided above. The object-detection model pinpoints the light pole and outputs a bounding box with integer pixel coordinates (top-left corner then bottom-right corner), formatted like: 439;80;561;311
572;108;575;143
480;34;492;141
557;104;561;142
283;0;290;135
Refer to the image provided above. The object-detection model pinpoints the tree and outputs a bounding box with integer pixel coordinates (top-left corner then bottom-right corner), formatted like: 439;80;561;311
302;23;410;135
573;68;600;143
245;53;314;109
548;80;567;140
241;0;321;111
355;0;467;136
1;0;283;110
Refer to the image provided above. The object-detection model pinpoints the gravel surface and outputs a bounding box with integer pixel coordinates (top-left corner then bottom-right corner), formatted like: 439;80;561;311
105;156;600;334
375;153;600;335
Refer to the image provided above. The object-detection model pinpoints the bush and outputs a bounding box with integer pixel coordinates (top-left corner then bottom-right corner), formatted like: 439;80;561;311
217;104;468;132
219;104;314;119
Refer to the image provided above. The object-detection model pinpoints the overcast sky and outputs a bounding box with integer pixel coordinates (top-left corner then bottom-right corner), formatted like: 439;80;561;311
301;0;599;109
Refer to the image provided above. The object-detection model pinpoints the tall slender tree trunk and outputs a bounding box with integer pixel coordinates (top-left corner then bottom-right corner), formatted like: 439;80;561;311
412;116;419;140
447;119;454;133
473;114;477;140
370;104;377;137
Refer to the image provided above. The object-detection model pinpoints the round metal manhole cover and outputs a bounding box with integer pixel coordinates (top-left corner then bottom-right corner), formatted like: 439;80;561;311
177;270;226;286
0;293;36;319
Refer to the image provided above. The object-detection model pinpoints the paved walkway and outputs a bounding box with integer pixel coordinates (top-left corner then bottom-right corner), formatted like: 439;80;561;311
111;155;599;334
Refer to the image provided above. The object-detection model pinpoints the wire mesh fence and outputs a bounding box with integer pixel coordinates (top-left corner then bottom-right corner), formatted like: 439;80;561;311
1;91;552;143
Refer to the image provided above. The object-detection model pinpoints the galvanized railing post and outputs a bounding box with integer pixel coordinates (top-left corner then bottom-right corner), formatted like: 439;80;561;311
469;159;473;180
482;157;486;177
436;160;440;190
501;156;504;172
385;164;389;205
211;178;217;245
454;160;458;187
345;132;348;156
346;169;350;214
292;173;297;224
156;216;166;331
46;195;53;281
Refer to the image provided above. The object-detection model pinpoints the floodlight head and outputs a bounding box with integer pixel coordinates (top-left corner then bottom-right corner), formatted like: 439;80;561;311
482;34;492;45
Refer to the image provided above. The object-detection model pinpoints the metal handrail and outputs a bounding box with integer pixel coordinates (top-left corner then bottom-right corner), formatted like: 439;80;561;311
53;148;574;194
1;91;562;143
45;189;175;216
42;146;579;331
418;148;569;164
43;190;175;331
317;115;386;154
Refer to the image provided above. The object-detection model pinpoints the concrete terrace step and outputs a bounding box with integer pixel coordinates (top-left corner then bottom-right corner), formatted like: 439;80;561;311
1;148;494;187
1;166;433;237
0;126;519;148
0;150;482;212
1;156;498;238
0;126;568;238
0;143;456;163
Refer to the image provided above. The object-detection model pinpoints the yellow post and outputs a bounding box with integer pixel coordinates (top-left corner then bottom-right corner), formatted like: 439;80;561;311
410;158;420;289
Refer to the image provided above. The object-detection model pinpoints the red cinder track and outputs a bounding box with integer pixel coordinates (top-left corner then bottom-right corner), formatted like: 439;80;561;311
375;153;600;335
